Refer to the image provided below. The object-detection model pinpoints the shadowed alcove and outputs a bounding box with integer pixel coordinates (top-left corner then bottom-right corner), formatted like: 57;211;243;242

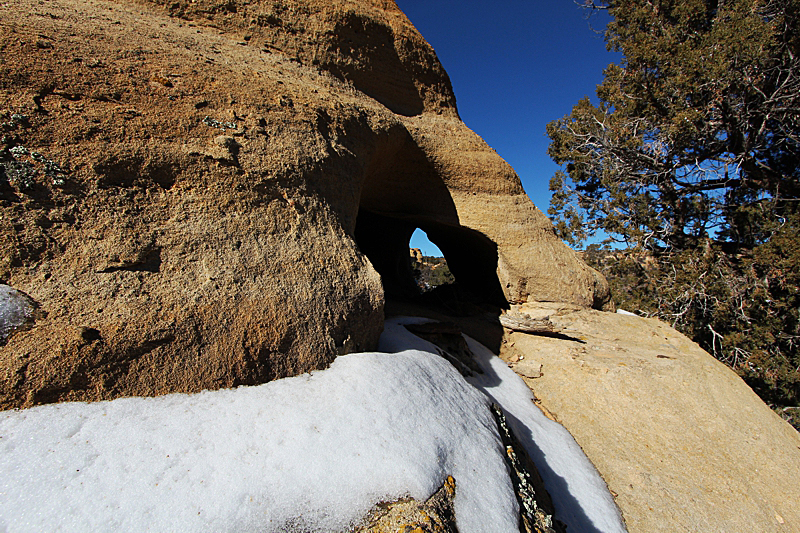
354;210;506;307
353;132;507;309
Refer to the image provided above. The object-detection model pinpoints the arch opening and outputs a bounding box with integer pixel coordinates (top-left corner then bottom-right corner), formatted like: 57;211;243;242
353;208;507;308
353;128;508;314
409;229;454;293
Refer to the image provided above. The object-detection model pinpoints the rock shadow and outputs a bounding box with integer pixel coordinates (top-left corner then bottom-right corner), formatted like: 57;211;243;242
468;345;622;533
354;126;507;318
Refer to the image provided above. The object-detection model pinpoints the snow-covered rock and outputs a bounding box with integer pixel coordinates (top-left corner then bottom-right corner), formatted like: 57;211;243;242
0;352;515;532
0;318;627;533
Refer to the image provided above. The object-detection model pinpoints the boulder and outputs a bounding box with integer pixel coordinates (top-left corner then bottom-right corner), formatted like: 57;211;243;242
0;0;607;407
501;303;800;533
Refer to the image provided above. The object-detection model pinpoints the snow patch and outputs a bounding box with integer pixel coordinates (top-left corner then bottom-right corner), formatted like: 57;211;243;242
0;349;516;532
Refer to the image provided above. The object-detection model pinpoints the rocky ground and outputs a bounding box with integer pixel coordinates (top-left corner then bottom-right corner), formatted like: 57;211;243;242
2;1;800;531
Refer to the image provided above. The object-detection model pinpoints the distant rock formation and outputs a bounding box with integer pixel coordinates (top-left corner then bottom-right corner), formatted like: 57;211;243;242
0;0;608;407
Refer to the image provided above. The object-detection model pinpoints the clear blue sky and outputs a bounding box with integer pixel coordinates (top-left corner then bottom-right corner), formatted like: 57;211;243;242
394;1;619;256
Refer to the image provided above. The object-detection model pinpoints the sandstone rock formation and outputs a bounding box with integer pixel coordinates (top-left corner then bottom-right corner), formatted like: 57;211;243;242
501;303;800;533
5;2;797;533
0;0;608;407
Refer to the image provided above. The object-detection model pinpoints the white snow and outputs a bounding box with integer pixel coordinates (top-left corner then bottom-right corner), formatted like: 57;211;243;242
0;316;627;533
0;285;33;343
382;317;627;533
0;343;516;532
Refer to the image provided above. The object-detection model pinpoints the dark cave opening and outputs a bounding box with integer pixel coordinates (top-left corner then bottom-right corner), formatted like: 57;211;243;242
352;126;508;356
353;208;508;309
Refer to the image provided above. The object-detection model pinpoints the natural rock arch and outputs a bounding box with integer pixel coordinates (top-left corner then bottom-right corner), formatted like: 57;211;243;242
0;0;610;410
354;211;507;307
353;132;506;307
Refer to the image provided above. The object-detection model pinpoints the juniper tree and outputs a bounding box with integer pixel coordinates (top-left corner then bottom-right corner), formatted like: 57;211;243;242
548;0;800;415
548;0;799;249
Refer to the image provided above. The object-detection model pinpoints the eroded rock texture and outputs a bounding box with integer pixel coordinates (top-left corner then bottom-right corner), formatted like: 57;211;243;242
0;0;608;408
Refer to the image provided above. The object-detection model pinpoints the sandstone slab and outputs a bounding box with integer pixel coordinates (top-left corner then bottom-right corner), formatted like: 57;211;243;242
502;304;800;533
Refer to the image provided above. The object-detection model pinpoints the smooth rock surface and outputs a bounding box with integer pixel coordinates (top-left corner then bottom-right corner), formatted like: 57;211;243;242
502;303;800;533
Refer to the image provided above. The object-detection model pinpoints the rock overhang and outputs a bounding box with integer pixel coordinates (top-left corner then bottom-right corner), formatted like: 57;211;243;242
0;0;609;408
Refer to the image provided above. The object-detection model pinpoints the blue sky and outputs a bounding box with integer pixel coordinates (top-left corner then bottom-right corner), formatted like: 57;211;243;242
394;1;620;256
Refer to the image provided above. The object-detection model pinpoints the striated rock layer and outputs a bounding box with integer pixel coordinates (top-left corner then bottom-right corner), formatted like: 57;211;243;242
502;303;800;533
0;0;608;407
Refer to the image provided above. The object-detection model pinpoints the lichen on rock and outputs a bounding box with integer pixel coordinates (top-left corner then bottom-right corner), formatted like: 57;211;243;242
357;476;458;533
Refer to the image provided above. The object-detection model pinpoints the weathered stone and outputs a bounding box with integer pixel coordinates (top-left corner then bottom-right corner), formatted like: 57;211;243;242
499;313;558;335
0;0;607;408
357;476;458;533
502;303;800;533
510;359;543;379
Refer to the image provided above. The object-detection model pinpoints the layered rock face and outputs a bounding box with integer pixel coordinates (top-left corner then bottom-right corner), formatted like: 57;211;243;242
0;0;608;407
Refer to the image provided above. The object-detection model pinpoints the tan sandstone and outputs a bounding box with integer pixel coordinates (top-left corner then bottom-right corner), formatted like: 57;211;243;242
0;0;608;408
502;303;800;533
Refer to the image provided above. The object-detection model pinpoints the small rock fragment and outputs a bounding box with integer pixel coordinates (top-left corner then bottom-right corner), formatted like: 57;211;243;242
513;360;543;379
202;115;237;130
0;285;36;344
500;314;558;334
